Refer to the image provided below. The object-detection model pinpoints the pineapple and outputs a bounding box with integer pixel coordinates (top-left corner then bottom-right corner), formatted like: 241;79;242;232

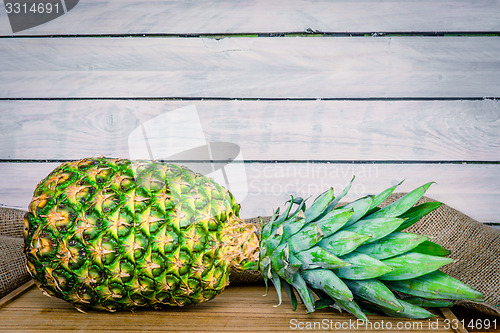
24;157;483;319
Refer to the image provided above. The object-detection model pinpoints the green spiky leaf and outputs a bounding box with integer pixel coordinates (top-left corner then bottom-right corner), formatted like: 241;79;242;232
412;240;452;257
380;252;454;280
356;232;428;260
336;252;393;280
319;230;371;257
367;182;434;219
396;201;443;231
384;271;484;301
257;179;484;321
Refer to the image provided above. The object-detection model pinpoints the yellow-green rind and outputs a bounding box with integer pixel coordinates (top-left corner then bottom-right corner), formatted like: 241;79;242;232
24;158;258;311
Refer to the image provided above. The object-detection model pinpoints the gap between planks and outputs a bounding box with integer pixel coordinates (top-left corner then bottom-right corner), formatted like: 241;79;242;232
1;0;500;35
2;32;500;39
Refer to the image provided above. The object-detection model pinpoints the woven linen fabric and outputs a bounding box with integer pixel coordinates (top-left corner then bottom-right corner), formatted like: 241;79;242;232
0;206;25;238
0;235;30;299
1;198;499;317
0;207;31;299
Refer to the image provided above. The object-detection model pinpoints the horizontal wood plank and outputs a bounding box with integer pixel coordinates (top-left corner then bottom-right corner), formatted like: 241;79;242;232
1;0;500;36
242;163;500;222
1;162;498;222
1;100;499;161
1;37;500;98
0;285;453;333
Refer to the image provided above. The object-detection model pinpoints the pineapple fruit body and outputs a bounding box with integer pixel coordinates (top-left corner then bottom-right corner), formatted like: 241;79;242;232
24;158;259;311
25;157;483;319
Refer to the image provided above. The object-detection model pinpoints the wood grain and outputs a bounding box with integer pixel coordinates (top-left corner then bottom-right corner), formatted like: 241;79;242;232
1;100;498;161
1;0;500;36
0;285;454;332
1;37;500;98
439;308;469;333
1;162;498;222
0;280;34;309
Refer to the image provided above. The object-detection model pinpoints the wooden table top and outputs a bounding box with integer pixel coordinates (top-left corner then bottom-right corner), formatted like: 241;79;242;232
0;281;466;333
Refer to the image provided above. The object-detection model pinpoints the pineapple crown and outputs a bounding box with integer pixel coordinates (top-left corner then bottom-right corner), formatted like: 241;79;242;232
257;179;483;321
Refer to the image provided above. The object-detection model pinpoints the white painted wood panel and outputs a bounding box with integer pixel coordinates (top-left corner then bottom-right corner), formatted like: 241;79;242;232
243;163;500;222
1;100;499;161
1;1;499;36
1;162;498;222
1;37;500;98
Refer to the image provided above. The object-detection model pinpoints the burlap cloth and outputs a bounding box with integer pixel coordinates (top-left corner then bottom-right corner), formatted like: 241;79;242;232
0;207;31;300
1;196;499;317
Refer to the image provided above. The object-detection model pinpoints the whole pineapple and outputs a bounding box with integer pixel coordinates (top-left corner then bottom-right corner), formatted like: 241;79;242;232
25;157;483;319
24;158;259;311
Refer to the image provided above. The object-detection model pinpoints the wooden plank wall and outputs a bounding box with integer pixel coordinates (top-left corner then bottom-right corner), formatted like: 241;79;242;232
0;1;499;225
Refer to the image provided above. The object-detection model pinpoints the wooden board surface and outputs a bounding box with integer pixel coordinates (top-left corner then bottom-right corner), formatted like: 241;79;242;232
1;100;499;162
1;0;500;36
2;37;500;98
0;284;456;333
2;162;498;222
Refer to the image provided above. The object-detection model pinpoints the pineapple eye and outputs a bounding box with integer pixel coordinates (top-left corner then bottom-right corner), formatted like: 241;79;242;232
120;178;135;191
52;268;75;292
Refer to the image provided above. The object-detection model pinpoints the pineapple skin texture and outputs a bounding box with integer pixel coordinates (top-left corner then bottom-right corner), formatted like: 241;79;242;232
24;158;259;311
